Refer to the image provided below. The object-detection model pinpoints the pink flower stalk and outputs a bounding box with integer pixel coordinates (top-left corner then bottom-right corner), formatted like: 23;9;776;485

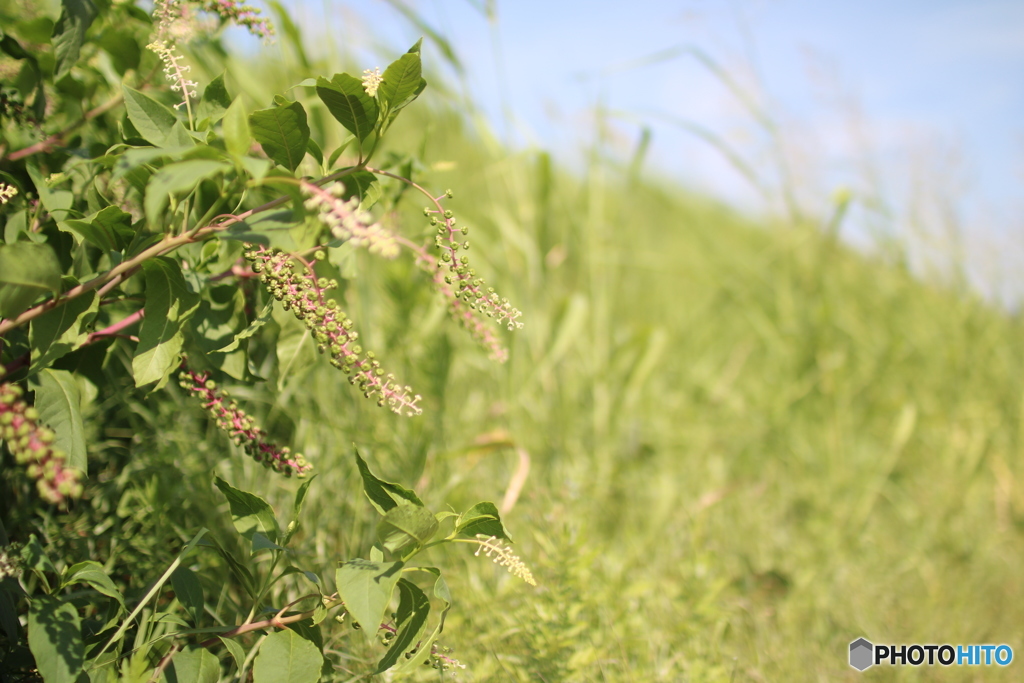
244;245;422;416
178;365;313;476
202;0;274;39
0;368;83;505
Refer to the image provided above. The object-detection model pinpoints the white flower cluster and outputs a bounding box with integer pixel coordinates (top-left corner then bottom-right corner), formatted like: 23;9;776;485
0;184;17;205
302;182;399;259
147;40;199;109
473;534;537;586
362;67;383;97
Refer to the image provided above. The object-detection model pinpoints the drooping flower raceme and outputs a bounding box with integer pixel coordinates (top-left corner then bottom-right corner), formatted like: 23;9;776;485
0;367;83;505
178;365;313;476
244;245;422;416
302;182;399;259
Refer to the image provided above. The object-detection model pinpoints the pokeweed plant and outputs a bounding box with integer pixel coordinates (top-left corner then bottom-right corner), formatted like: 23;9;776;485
0;0;530;680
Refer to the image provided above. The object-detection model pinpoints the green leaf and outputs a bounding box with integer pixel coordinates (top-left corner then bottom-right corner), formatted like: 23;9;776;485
59;206;134;251
223;95;251;158
165;646;220;683
29;369;87;472
377;504;438;558
392;570;451;673
144;159;232;228
51;0;97;81
219;636;246;672
251;532;286;552
338;170;381;209
214;477;281;544
197;73;232;124
170;567;204;626
334;559;402;642
61;561;125;611
354;449;424;514
0;242;62;319
315;74;378;142
252;629;322;683
29;283;98;374
249;101;310;172
374;579;430;673
283;474;316;544
306;137;323;166
132;258;201;388
28;596;82;683
455;501;512;541
215;299;273;354
122;85;194;148
379;53;422;111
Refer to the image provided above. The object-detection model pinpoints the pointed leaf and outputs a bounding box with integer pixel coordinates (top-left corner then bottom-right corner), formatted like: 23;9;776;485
122;85;194;148
28;596;82;683
29;283;98;373
252;628;322;683
197;73;231;123
214;477;280;543
316;74;378;141
377;504;438;557
335;559;402;642
223;95;251;158
455;501;512;541
354;449;424;514
51;0;97;80
61;561;124;611
29;369;87;472
0;242;62;319
170;567;204;625
59;206;134;251
249;101;309;171
379;53;422;111
144;159;231;227
133;258;201;388
374;579;430;673
165;646;220;683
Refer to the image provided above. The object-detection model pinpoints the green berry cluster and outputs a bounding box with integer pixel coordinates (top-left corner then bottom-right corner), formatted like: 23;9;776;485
0;367;84;505
244;245;422;416
178;365;312;476
425;195;523;362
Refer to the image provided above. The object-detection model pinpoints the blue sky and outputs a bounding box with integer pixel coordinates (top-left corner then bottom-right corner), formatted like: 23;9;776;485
281;0;1024;299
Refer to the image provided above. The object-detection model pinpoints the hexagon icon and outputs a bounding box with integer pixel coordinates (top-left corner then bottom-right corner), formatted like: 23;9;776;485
849;638;874;671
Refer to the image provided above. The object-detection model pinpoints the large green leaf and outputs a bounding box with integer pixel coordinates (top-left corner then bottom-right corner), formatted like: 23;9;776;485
377;504;438;557
51;0;97;80
316;74;378;142
29;369;87;472
170;567;204;625
379;52;422;110
393;569;451;673
132;257;201;388
249;101;310;171
165;646;220;683
455;501;512;541
222;96;251;158
214;477;281;545
29;282;98;374
354;449;424;514
122;85;194;148
61;561;125;611
59;206;134;251
252;629;322;683
28;596;82;683
144;159;232;228
335;559;402;642
374;579;430;673
0;242;62;319
197;73;231;124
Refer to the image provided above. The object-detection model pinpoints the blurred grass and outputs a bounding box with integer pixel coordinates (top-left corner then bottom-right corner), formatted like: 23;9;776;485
126;22;1024;682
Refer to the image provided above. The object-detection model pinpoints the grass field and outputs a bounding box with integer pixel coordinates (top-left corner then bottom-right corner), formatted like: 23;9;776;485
21;22;1024;682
